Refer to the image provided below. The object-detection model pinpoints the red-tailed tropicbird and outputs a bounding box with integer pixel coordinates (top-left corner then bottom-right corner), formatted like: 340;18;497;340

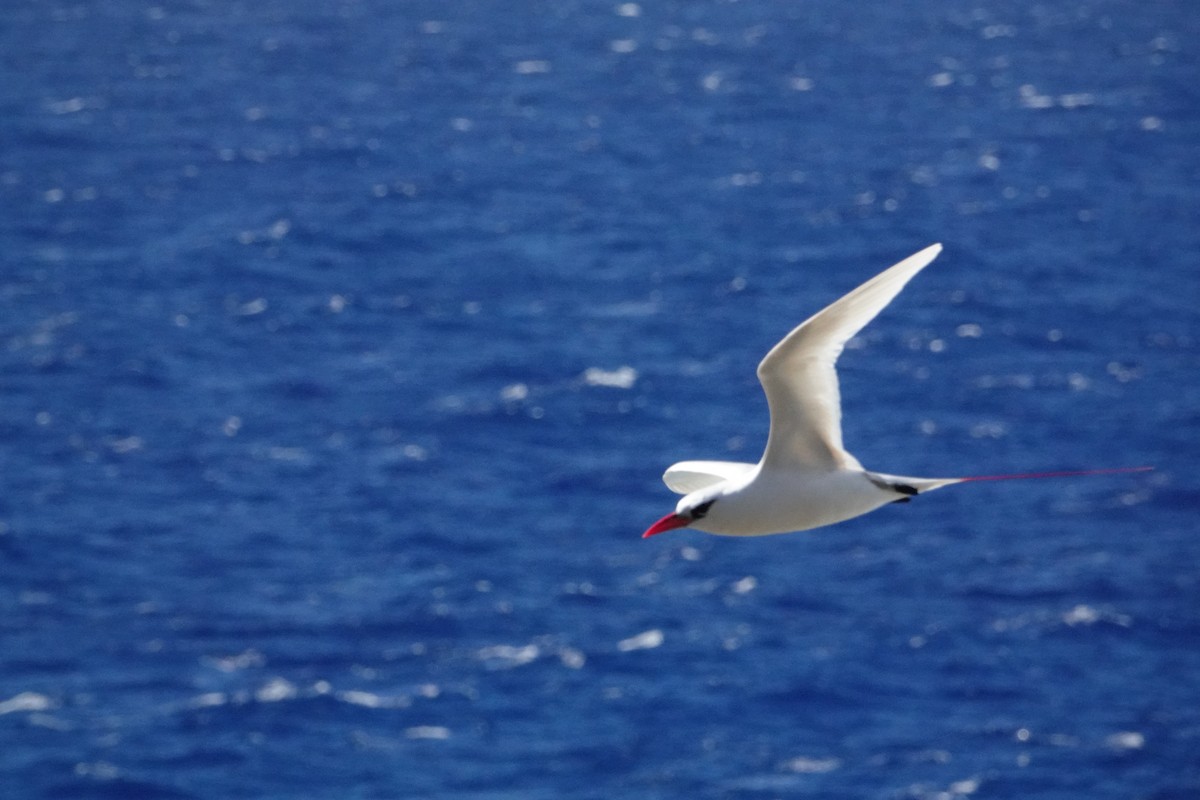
643;244;1151;538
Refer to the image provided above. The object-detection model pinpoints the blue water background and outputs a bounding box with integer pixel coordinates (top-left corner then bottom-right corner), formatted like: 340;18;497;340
3;1;1198;797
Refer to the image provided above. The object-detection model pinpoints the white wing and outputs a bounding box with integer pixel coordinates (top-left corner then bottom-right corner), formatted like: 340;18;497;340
756;244;942;471
663;460;757;494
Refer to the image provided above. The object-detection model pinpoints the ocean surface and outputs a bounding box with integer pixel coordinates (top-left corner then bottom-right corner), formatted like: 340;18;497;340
2;1;1198;798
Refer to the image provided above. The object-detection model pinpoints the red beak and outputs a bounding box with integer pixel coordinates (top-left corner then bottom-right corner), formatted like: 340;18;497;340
642;513;691;538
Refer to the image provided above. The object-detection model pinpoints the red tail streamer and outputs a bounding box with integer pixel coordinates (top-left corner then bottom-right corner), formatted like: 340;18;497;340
958;466;1154;483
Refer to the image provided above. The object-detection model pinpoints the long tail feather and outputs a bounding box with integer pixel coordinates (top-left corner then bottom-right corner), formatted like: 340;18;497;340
957;466;1154;483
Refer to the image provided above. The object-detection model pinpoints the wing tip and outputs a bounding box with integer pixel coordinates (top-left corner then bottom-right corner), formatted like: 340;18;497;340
908;242;943;268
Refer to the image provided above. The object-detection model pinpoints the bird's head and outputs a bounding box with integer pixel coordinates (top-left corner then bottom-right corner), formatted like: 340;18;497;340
642;493;718;538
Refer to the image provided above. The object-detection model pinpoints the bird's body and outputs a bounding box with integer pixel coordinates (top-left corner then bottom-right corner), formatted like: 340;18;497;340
642;244;1148;539
683;467;906;537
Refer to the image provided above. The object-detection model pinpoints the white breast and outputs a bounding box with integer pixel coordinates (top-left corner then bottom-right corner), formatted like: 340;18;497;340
689;468;895;536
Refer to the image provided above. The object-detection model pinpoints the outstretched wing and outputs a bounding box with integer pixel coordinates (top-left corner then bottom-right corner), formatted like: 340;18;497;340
757;244;942;471
663;460;757;495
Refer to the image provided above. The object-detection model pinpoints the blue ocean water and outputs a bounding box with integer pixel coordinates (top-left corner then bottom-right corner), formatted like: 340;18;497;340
2;1;1198;797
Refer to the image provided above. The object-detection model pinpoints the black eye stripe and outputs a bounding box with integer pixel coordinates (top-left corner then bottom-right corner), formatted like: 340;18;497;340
691;500;715;520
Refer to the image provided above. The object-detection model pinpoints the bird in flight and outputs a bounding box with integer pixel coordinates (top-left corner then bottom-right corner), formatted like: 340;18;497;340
643;244;1150;538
